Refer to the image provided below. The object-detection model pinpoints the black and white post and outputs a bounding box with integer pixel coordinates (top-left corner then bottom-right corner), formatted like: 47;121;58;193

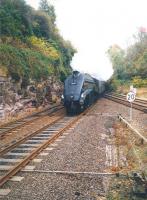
126;91;136;121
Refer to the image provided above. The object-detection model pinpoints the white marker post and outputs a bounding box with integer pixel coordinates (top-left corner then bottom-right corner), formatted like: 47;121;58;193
126;91;136;121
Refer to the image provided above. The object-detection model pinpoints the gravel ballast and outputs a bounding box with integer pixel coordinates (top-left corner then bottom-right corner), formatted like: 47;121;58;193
0;98;146;200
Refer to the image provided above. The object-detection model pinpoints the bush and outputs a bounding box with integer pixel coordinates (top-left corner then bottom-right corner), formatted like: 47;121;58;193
0;44;55;84
107;78;123;91
131;76;147;88
28;36;60;61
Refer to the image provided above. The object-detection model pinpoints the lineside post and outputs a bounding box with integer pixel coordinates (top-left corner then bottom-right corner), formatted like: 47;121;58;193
126;90;136;122
130;102;132;121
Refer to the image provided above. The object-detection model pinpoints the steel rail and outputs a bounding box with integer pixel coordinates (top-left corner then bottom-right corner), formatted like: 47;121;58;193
109;93;147;104
0;104;94;187
0;104;62;138
0;115;64;156
0;105;63;139
106;94;147;107
104;94;147;112
0;103;61;127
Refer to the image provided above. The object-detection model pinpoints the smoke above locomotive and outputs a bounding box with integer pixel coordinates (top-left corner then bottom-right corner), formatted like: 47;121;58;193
62;71;105;114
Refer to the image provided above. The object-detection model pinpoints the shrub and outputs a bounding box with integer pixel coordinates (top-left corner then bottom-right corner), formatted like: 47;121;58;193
131;76;147;88
0;44;55;85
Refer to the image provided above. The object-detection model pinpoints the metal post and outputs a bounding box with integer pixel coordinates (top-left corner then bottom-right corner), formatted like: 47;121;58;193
130;103;132;121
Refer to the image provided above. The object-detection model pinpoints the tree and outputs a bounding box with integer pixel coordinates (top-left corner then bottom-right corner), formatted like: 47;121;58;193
125;29;147;79
0;0;33;38
32;10;54;39
39;0;56;24
107;28;147;90
0;0;76;88
107;45;126;80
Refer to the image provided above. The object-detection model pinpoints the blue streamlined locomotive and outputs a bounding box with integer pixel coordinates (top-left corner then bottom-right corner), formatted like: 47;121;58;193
62;71;105;114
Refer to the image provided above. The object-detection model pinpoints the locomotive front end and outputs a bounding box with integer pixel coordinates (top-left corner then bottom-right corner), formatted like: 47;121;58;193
63;71;84;114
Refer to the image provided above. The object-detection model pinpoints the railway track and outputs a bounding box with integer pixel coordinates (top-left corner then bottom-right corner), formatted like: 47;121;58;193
0;103;95;187
104;93;147;113
0;104;63;139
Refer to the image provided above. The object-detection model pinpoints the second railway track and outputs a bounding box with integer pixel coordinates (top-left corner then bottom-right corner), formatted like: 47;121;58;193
104;93;147;113
0;104;64;140
0;103;96;187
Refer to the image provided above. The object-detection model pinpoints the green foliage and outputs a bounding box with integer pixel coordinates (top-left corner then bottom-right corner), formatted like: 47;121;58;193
0;44;54;83
0;0;33;38
0;0;76;87
39;0;56;24
106;78;123;91
58;65;72;82
55;36;77;69
107;30;147;90
107;45;126;80
131;76;147;88
32;10;55;39
28;36;60;61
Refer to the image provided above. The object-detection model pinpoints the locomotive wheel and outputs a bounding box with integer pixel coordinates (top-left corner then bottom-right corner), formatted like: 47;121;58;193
84;95;89;109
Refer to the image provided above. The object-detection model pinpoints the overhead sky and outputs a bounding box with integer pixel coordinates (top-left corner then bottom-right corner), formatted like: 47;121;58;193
26;0;147;80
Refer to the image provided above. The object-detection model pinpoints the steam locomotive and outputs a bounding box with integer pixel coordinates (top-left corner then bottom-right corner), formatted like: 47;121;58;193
62;71;105;114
